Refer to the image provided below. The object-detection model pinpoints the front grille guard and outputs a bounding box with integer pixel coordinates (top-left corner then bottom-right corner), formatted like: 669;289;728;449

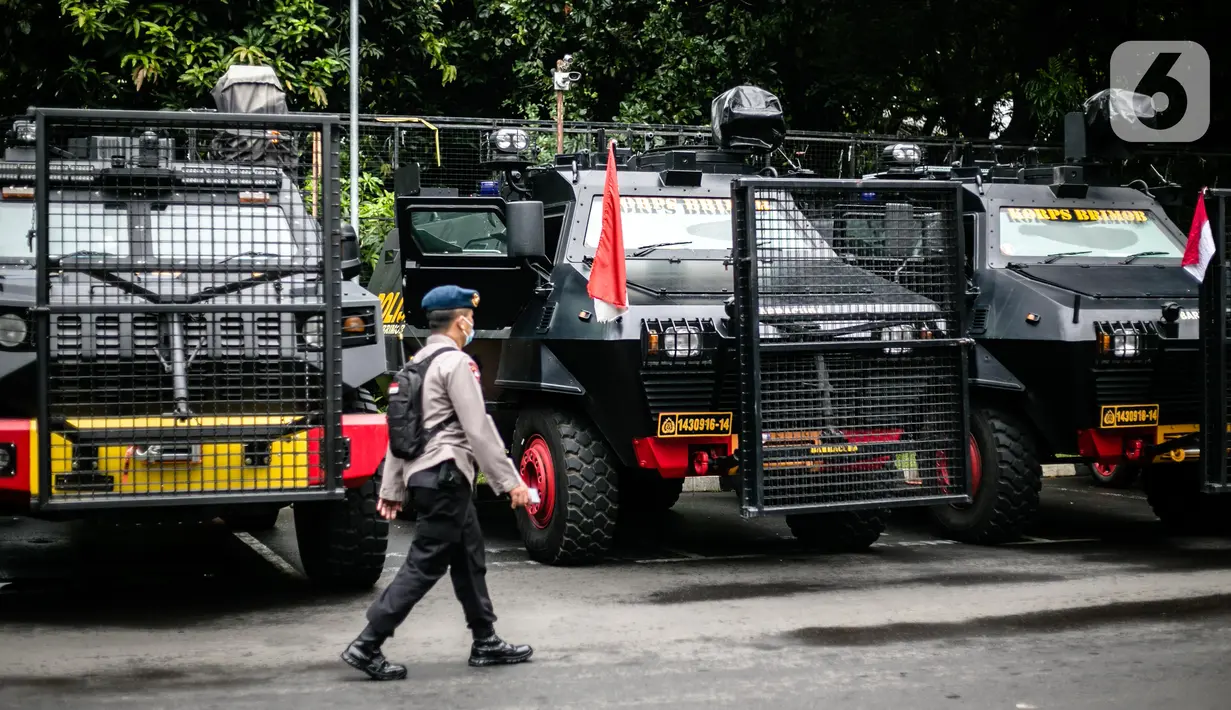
731;178;973;517
31;108;345;511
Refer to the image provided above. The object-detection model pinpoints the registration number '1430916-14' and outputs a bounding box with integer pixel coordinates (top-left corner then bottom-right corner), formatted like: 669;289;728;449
1099;404;1160;429
657;412;734;438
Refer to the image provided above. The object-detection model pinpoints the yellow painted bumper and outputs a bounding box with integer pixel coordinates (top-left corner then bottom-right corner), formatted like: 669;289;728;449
42;416;319;496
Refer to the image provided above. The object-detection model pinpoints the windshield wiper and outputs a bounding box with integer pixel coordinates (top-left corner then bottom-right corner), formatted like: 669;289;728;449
52;250;118;265
1042;250;1092;264
631;241;692;257
219;251;284;263
1120;251;1168;264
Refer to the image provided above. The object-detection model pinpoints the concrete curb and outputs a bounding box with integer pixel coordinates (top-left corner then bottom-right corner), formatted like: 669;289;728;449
682;464;1079;493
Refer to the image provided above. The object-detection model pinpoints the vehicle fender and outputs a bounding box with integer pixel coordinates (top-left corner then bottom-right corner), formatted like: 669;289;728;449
341;281;388;389
494;340;586;397
968;343;1025;393
968;342;1065;456
495;341;644;467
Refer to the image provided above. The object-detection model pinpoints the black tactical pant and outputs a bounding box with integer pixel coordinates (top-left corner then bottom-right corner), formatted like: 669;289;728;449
366;463;497;639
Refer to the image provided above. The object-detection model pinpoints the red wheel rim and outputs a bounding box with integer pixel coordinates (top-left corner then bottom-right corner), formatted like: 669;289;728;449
1092;462;1117;479
519;435;556;529
968;433;983;495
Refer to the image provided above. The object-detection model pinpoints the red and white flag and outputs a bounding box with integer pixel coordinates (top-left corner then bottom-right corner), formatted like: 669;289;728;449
586;140;628;322
1182;189;1215;282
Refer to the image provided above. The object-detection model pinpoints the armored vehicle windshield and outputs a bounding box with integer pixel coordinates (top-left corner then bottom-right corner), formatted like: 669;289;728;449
578;193;834;259
0;200;32;260
994;207;1184;261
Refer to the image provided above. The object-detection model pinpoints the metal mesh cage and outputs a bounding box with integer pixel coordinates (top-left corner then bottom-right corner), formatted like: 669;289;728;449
731;177;971;515
1200;189;1231;491
29;108;343;510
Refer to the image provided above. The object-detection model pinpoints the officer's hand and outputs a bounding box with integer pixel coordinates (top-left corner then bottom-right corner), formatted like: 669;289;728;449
508;484;531;510
376;498;402;520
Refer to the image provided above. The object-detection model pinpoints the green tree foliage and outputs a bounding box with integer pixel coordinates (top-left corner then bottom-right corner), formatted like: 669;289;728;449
1;0;458;113
5;0;1228;142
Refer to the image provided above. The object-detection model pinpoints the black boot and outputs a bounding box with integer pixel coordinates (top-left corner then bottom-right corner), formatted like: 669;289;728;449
469;633;533;667
341;625;408;681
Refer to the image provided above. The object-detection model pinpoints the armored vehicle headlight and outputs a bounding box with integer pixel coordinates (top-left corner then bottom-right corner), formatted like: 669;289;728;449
302;315;324;350
1111;330;1140;358
0;314;27;348
9;119;35;146
662;325;701;358
883;143;921;165
493;128;530;152
879;324;916;355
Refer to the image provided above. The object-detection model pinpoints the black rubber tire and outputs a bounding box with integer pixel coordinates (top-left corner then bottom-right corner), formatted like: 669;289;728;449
929;406;1042;544
1076;462;1140;489
512;409;619;565
1143;463;1231;535
347;386;381;413
294;461;390;590
785;510;887;552
224;506;282;532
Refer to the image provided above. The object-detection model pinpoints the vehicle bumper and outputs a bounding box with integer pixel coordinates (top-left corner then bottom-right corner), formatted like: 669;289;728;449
1077;423;1204;467
632;434;740;479
630;428;911;480
0;414;387;508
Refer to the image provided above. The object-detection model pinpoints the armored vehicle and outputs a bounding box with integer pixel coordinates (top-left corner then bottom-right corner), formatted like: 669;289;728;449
382;86;974;565
859;89;1231;541
0;66;392;589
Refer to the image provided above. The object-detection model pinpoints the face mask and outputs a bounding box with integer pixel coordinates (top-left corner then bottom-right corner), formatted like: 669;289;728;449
459;316;475;347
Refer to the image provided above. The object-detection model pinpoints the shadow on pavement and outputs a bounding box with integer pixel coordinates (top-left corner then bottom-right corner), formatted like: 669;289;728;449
0;518;367;629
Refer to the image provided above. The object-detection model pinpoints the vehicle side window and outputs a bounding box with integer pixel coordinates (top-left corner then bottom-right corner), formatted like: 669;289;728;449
544;211;565;261
962;214;976;274
409;210;508;256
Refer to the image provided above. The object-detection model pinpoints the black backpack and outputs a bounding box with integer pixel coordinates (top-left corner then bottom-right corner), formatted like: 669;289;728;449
386;346;458;460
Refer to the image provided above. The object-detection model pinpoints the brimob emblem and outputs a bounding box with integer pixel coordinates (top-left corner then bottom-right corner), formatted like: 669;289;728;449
471;292;481;307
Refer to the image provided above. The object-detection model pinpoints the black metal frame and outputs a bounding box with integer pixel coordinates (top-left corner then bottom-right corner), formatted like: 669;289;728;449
31;108;344;512
1201;188;1229;493
731;177;972;517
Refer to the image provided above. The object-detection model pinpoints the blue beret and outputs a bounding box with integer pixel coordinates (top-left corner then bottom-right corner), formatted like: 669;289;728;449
421;285;480;312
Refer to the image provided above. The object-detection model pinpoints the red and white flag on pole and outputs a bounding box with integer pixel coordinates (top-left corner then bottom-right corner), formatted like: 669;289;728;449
586;140;628;322
1182;189;1215;282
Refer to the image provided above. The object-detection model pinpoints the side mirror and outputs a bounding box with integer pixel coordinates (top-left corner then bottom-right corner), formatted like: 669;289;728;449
505;200;545;259
340;222;361;279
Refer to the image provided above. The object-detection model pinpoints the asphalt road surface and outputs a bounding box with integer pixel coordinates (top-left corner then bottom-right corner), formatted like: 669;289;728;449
3;473;1231;710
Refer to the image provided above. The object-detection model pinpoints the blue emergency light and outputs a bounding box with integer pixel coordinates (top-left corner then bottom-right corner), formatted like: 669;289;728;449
479;180;499;196
860;192;877;201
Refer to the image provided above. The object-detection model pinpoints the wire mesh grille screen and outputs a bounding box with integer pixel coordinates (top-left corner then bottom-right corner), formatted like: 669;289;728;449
749;183;963;336
731;177;969;513
33;110;342;504
757;349;966;507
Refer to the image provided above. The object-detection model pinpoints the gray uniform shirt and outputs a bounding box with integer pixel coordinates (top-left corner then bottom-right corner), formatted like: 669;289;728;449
378;334;523;503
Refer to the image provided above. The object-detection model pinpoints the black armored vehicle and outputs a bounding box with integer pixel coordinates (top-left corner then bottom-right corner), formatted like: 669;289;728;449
0;65;393;589
859;89;1230;542
385;86;974;564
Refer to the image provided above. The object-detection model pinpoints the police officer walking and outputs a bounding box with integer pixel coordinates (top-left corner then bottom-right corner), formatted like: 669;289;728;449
341;285;534;681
